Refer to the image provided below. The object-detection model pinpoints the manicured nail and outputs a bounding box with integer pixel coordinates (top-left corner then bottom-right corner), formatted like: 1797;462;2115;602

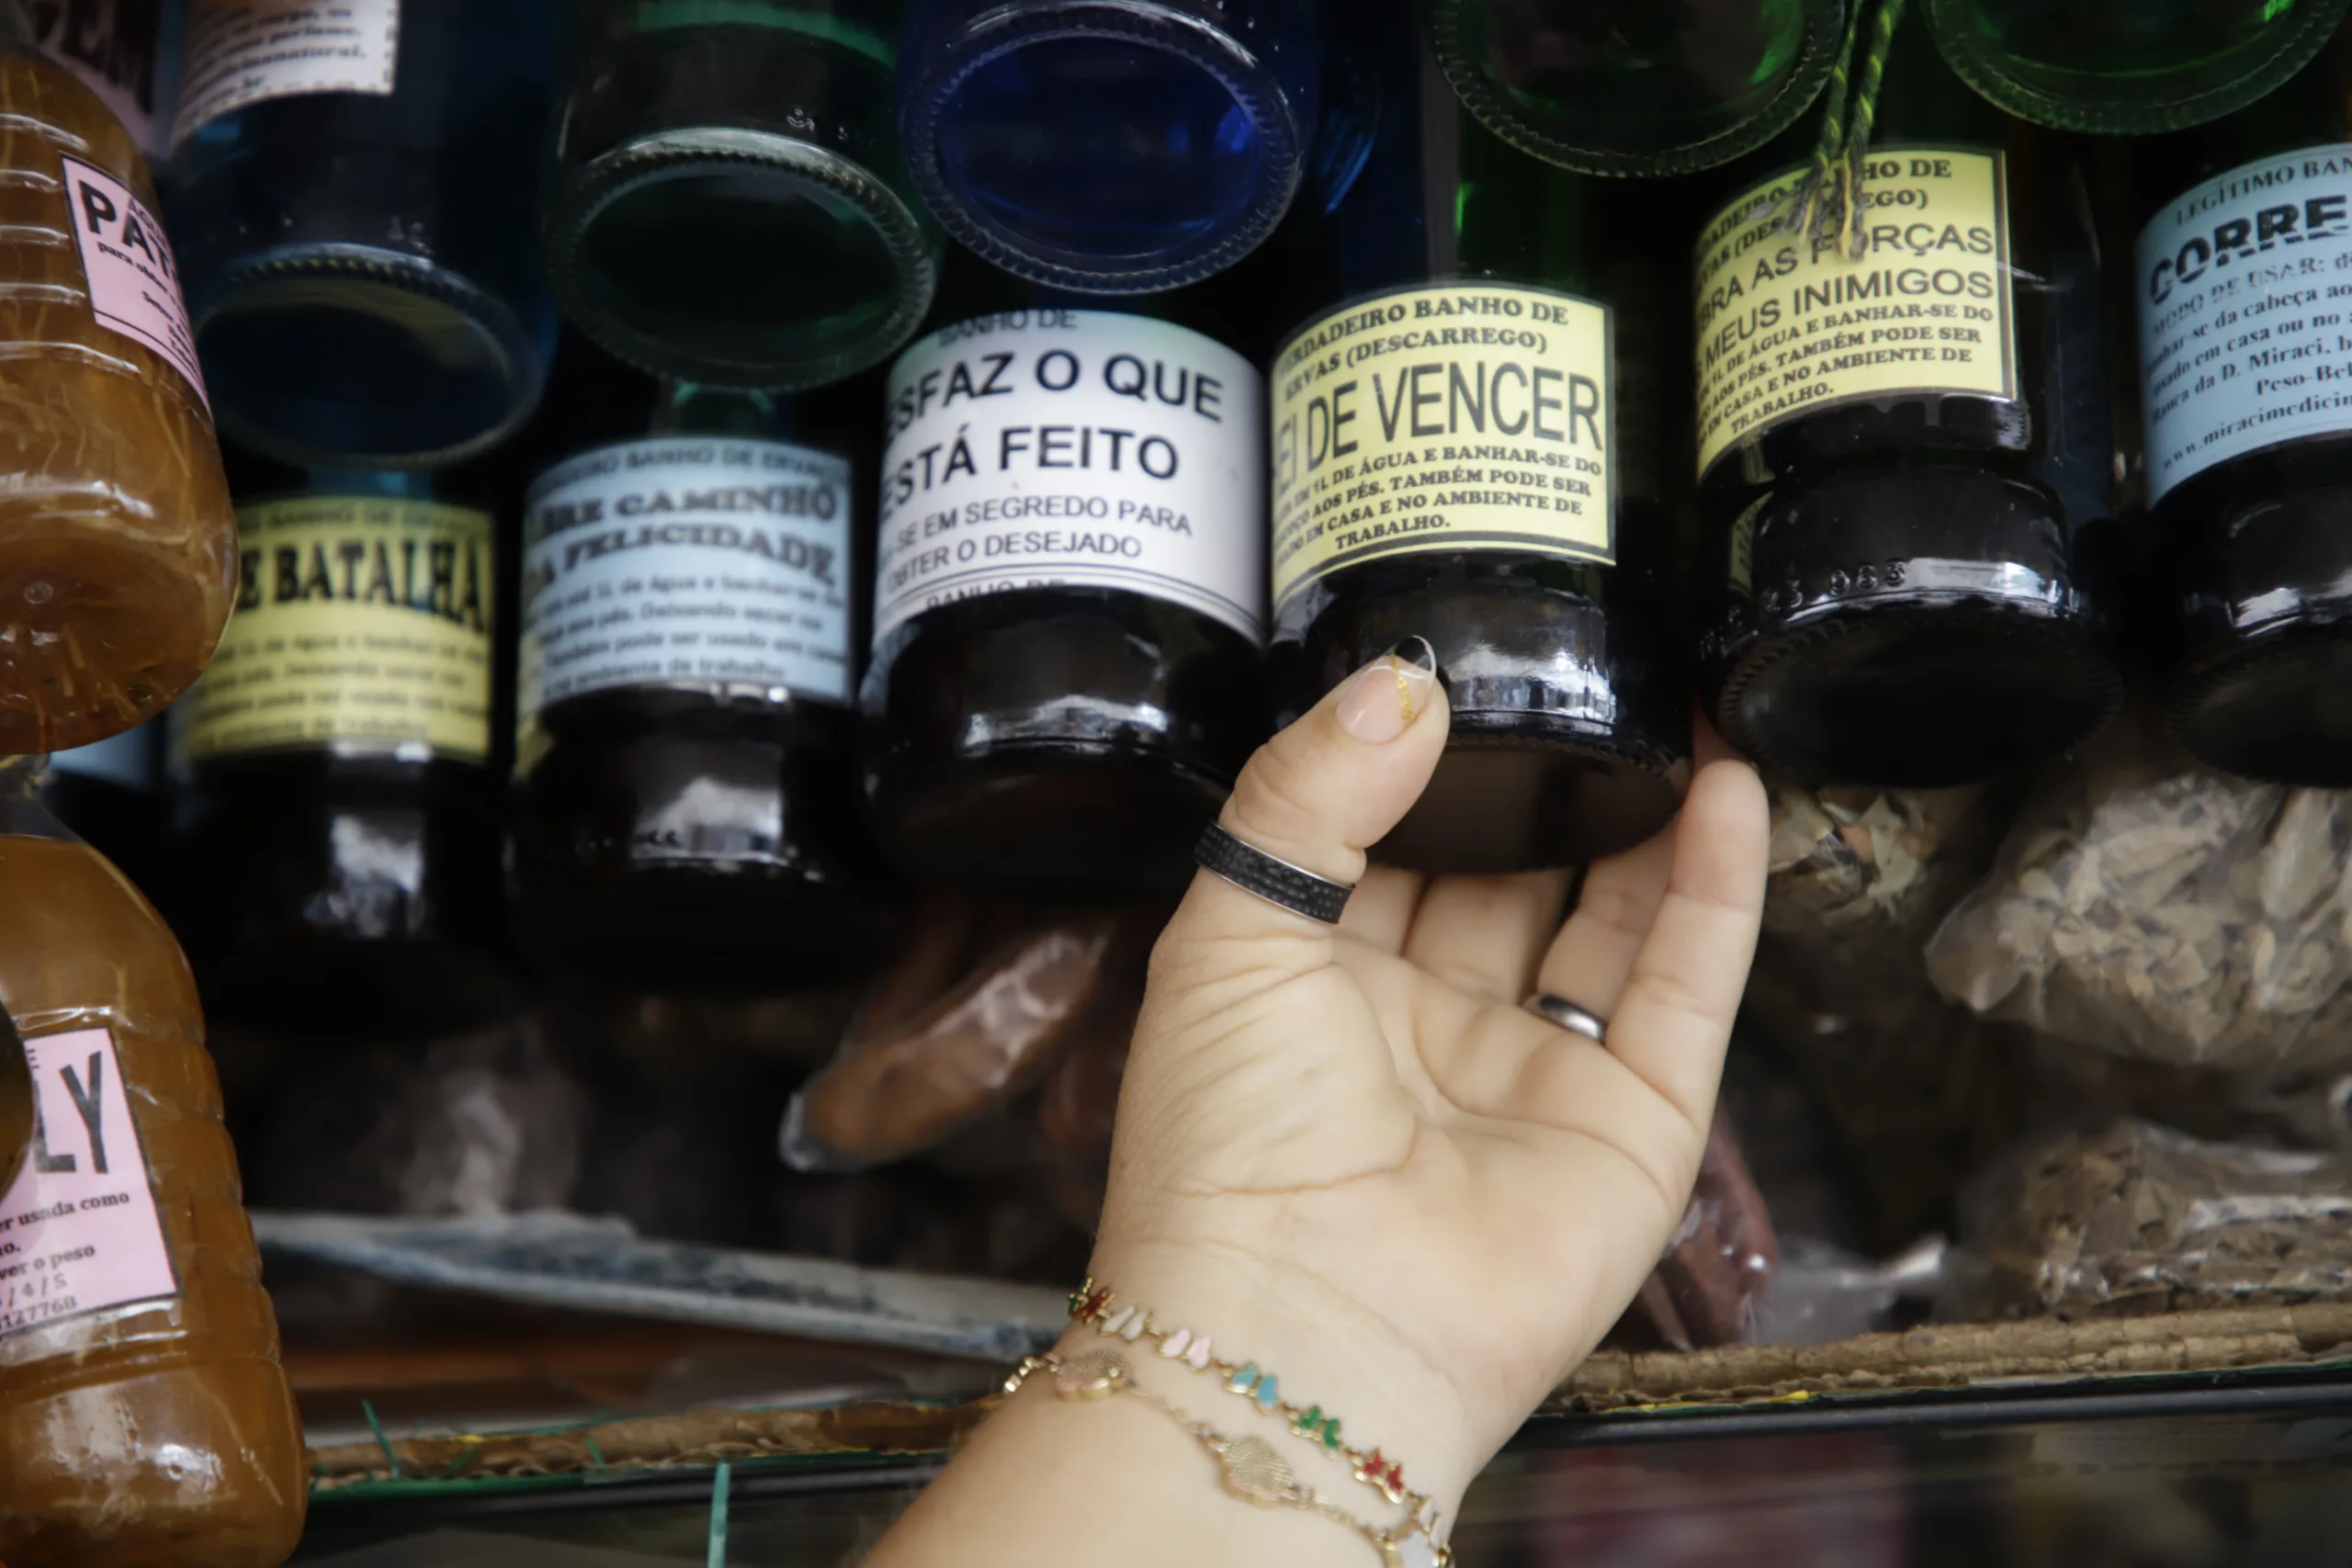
1335;637;1439;743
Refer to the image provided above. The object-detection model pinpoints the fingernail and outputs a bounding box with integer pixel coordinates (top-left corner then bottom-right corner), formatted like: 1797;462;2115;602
1336;637;1439;743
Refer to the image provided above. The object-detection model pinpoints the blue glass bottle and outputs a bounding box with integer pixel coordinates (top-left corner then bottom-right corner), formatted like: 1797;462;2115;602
547;0;940;391
162;0;564;470
898;0;1317;291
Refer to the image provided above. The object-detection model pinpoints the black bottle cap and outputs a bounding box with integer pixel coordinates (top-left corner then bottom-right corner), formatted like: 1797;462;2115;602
2165;479;2352;785
1709;462;2122;787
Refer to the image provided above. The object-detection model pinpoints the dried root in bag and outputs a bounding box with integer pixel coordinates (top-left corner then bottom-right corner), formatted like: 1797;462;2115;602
1924;718;2352;1072
779;897;1121;1171
1626;1112;1781;1349
1946;1118;2352;1320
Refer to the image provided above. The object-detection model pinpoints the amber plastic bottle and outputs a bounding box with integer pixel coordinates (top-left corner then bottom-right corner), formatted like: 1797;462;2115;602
163;459;523;1038
0;757;306;1568
0;5;237;754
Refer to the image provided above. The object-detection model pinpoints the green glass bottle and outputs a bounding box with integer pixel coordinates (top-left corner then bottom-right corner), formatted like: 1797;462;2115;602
1268;7;1691;873
1426;0;1848;175
1925;0;2349;133
1690;19;2123;787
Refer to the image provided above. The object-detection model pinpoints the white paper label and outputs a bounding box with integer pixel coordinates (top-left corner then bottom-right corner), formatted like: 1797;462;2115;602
520;437;855;720
2139;144;2352;502
0;1028;178;1338
172;0;399;148
876;310;1267;645
62;157;207;409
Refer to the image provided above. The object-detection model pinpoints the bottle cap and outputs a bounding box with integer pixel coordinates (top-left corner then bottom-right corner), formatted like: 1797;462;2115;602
1708;462;2122;786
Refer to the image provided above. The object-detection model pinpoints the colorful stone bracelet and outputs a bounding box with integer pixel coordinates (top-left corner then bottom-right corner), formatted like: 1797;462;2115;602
1068;1279;1444;1552
1007;1348;1451;1568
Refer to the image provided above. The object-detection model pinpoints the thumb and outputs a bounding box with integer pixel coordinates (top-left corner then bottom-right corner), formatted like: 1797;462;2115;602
1164;637;1448;969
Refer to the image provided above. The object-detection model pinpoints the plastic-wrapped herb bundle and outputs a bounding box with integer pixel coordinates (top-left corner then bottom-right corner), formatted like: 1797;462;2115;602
0;5;235;754
1925;717;2352;1073
1947;1119;2352;1320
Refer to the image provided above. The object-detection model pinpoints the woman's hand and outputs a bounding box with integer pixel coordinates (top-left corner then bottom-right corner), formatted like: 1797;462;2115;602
1093;646;1770;1516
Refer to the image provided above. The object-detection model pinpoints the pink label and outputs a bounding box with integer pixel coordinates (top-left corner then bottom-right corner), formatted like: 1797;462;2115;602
61;156;209;412
0;1027;178;1338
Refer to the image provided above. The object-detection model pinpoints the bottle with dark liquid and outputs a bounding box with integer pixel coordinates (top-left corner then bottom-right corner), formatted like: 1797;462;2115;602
508;351;892;994
164;0;564;468
547;0;939;391
163;462;522;1038
2131;32;2352;782
864;257;1272;897
1266;11;1690;873
1926;0;2346;133
0;756;306;1568
0;3;235;755
1690;19;2122;786
896;0;1318;290
1426;0;1848;175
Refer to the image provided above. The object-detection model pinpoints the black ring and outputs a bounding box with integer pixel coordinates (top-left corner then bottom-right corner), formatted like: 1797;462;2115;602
1193;822;1354;924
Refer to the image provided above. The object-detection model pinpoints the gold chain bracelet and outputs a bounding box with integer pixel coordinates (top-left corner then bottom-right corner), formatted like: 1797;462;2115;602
1069;1279;1439;1529
1007;1348;1452;1568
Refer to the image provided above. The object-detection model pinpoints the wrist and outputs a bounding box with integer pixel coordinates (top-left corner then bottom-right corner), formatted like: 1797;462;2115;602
1079;1235;1487;1528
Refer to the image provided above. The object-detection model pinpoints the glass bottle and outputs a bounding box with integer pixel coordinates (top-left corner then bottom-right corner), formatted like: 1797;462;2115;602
1925;0;2349;134
897;0;1317;291
865;254;1274;897
1265;11;1690;874
0;757;306;1568
162;461;523;1038
163;0;565;469
0;4;235;756
1690;20;2122;786
1426;0;1848;176
508;346;893;995
2130;32;2352;782
547;0;940;392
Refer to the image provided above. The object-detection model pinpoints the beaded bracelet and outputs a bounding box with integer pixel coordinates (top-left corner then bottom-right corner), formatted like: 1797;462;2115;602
1007;1348;1451;1568
1067;1279;1448;1563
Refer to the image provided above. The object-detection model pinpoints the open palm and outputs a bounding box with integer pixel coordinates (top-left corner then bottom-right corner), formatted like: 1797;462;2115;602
1093;671;1768;1509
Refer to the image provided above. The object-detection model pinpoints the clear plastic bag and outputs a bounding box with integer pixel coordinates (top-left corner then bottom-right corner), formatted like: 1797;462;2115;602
1943;1118;2352;1320
1925;717;2352;1072
1627;1113;1781;1349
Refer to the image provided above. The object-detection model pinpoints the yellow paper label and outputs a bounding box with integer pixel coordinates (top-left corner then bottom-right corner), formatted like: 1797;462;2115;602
178;496;495;763
1692;147;2018;478
1269;282;1613;609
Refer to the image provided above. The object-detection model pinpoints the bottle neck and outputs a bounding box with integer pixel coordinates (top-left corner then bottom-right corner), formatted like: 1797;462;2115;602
651;380;792;440
0;755;73;845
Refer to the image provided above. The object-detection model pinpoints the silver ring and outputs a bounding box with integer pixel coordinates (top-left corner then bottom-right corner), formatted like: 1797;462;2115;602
1526;993;1607;1041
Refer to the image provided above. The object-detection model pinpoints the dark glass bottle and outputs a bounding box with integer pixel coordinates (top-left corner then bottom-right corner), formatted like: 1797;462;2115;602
1927;0;2347;133
163;0;564;469
1690;20;2122;786
1265;11;1690;874
2131;33;2352;782
1427;0;1848;176
162;461;523;1039
897;0;1317;291
547;0;940;391
864;256;1273;897
508;346;893;994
